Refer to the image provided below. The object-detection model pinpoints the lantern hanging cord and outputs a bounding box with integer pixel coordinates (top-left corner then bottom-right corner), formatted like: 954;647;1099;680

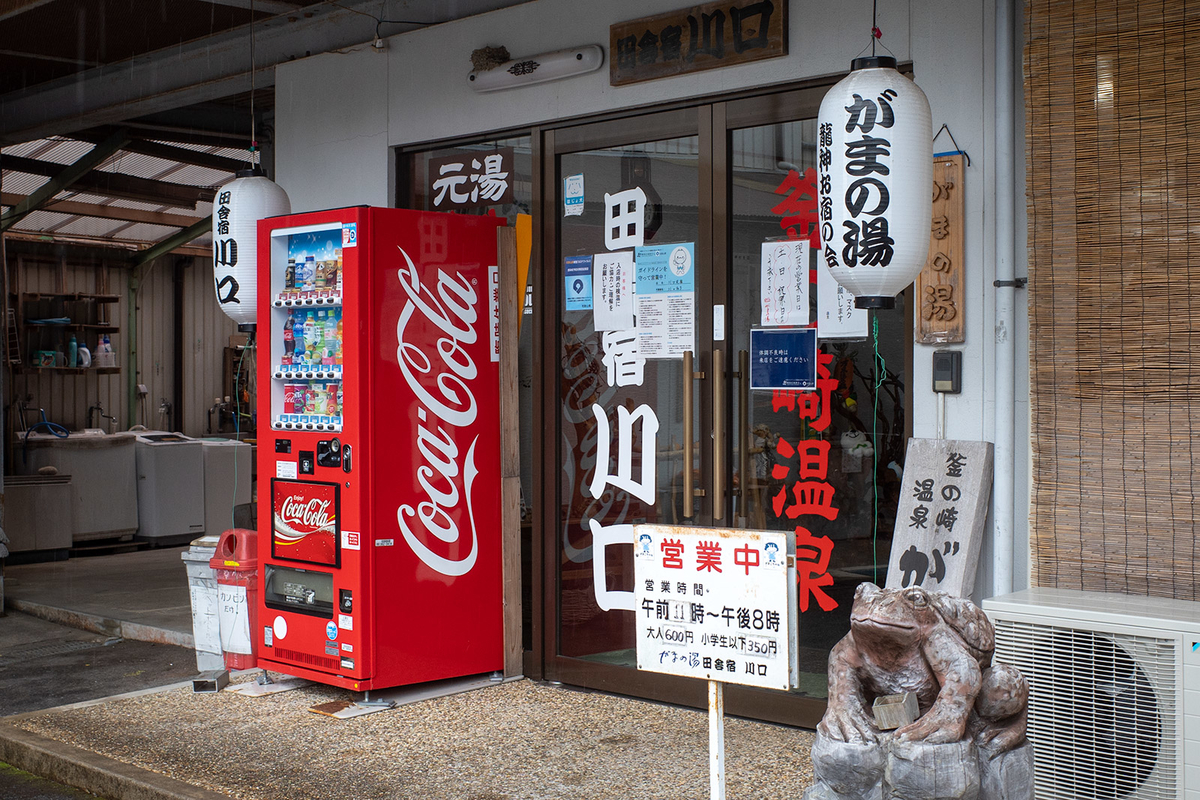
872;314;885;584
249;0;257;166
932;123;972;166
872;0;878;55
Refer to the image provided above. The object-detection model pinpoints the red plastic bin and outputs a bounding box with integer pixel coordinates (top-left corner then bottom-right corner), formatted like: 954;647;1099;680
208;528;259;670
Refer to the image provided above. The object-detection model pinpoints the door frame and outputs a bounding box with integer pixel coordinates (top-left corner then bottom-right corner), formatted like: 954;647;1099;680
532;86;856;728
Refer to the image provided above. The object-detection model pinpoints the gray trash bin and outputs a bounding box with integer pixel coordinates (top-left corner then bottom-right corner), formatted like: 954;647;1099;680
182;534;224;671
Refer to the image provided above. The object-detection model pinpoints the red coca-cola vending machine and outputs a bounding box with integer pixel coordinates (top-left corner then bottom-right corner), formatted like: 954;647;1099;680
255;206;505;691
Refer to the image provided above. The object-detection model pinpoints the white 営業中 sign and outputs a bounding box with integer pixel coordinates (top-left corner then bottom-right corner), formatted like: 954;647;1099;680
633;525;796;691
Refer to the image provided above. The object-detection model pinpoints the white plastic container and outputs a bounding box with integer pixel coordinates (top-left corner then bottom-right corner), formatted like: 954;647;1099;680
181;534;224;671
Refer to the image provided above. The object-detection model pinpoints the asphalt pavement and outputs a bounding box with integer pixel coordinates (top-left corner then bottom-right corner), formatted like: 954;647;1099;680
0;608;199;799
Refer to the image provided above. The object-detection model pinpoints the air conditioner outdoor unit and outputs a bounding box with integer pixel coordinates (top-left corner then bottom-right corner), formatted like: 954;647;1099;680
983;588;1200;800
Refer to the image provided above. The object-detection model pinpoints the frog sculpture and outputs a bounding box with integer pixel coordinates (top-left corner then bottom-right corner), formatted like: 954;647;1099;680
806;583;1032;800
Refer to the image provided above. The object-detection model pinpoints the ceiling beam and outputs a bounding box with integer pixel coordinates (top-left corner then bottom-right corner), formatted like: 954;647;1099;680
0;128;129;232
192;0;303;13
0;0;381;145
1;193;203;228
1;153;215;208
0;0;55;23
132;217;212;266
0;0;529;145
77;130;248;173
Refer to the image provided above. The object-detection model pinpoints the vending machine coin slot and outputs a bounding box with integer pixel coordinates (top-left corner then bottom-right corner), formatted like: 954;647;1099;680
341;444;352;473
316;439;342;468
299;451;315;475
339;588;353;613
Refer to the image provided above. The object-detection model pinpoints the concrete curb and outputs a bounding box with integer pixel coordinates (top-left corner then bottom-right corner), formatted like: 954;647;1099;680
0;722;230;800
6;599;194;649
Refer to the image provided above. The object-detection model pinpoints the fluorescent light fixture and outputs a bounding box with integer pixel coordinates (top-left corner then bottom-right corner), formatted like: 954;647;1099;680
468;45;604;92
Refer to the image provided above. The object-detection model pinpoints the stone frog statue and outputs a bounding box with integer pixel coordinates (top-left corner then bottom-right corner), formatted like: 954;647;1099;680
820;582;1028;754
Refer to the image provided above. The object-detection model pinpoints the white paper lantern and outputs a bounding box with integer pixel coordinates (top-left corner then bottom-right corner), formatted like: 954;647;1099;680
212;168;291;327
817;56;932;309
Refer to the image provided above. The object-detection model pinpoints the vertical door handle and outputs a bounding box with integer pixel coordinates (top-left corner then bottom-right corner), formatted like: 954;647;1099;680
737;349;749;528
712;348;725;521
682;351;705;518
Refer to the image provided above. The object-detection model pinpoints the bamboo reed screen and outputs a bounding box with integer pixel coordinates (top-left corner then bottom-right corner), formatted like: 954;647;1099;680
1026;0;1200;600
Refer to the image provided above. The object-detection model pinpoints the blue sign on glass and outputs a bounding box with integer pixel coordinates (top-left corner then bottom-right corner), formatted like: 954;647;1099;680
750;328;817;390
564;255;593;311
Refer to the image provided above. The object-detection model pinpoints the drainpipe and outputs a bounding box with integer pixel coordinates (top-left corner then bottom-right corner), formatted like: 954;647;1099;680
993;0;1017;597
127;267;140;428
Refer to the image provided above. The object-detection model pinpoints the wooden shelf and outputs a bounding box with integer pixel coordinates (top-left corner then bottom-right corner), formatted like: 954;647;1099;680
21;292;120;304
15;366;120;375
25;322;120;333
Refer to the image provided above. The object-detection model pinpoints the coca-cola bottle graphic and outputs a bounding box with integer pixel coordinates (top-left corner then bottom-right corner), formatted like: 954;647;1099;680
282;310;295;366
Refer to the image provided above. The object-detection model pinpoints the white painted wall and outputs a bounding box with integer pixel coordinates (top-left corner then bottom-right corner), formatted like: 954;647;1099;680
273;0;1030;596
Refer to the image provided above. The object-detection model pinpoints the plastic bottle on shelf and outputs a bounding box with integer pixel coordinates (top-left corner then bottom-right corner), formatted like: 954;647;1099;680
323;310;337;365
55;341;65;367
303;312;317;365
335;314;343;365
292;312;306;365
282;310;295;366
311;311;326;368
67;334;78;368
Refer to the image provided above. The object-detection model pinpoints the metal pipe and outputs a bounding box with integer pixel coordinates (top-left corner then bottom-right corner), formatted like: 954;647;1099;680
737;350;749;528
712;348;725;521
993;0;1017;597
683;350;695;518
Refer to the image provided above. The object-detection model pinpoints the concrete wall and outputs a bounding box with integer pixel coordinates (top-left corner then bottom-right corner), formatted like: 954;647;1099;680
274;0;1030;596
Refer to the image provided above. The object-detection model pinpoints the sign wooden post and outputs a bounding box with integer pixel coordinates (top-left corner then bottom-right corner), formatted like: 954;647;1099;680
633;524;797;799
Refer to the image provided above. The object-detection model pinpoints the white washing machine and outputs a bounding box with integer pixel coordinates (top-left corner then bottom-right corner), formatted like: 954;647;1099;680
19;430;138;542
119;431;206;545
199;438;252;537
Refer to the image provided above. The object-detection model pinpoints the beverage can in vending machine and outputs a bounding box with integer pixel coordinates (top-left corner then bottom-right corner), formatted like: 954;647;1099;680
310;382;327;416
283;382;296;415
285;259;296;293
292;382;307;416
326;382;340;417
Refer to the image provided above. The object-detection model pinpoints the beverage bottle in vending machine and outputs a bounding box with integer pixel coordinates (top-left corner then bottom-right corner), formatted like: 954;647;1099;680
312;311;326;365
335;315;343;365
303;312;317;364
303;256;316;292
285;258;296;293
293;313;306;364
282;310;295;365
323;311;337;365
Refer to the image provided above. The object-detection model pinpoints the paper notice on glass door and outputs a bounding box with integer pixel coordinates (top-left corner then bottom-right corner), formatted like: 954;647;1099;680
635;242;695;358
760;240;809;327
816;259;869;338
593;250;635;331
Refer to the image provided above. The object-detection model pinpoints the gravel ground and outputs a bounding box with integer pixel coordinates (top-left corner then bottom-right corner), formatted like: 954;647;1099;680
16;676;815;800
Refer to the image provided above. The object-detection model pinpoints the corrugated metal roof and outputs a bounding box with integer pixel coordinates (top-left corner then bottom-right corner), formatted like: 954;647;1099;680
2;134;239;253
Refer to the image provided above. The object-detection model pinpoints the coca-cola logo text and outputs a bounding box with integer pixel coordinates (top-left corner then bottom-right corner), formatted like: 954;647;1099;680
393;246;483;577
278;496;334;533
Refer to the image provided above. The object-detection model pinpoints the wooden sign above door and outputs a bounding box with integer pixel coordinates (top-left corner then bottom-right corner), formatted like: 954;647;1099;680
609;0;788;87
